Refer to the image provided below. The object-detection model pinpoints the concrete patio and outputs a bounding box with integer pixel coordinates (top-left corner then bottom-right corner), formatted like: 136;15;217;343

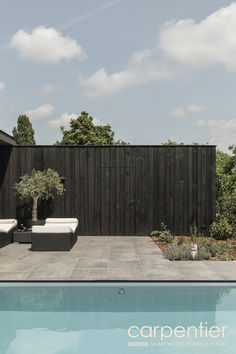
0;236;236;280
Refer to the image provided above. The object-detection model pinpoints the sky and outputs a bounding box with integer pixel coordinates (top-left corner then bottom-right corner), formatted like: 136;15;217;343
0;0;236;151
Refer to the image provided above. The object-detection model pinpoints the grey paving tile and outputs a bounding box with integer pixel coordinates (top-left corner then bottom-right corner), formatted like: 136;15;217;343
217;273;236;280
28;273;72;280
106;277;131;280
0;236;235;280
0;272;31;280
108;268;144;278
88;268;108;277
0;261;39;273
33;262;76;273
75;258;109;269
145;275;186;280
70;270;90;280
108;260;140;269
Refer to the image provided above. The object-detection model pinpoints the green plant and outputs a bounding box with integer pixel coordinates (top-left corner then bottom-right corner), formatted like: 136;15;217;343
190;223;199;244
150;230;161;236
164;245;191;261
198;239;220;257
210;217;233;240
221;252;228;261
55;111;128;145
151;223;174;243
217;241;229;253
14;169;65;221
208;244;220;258
177;236;184;245
215;146;236;239
164;239;223;261
221;189;236;237
162;234;174;244
198;238;211;248
12;115;36;145
196;245;211;260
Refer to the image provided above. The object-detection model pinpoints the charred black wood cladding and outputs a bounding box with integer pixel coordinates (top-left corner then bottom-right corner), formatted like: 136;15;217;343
0;146;216;236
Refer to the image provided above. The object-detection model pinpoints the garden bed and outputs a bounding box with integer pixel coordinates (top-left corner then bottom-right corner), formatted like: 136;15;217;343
152;235;236;261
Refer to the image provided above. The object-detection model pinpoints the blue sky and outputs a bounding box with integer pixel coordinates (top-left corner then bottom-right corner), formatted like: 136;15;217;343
0;0;236;150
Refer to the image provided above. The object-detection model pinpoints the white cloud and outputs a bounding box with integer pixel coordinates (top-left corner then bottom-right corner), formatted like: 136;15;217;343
80;3;236;98
48;113;104;130
41;83;64;94
25;104;54;120
93;117;104;126
48;113;77;130
195;119;206;128
159;3;236;70
187;104;205;113
11;26;86;63
170;104;205;118
0;82;5;91
170;107;186;119
196;118;236;151
80;68;138;98
80;50;173;98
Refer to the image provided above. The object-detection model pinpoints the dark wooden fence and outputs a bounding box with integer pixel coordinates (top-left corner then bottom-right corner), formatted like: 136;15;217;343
0;145;216;236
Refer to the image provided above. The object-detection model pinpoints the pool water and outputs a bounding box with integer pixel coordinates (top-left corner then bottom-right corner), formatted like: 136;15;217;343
0;282;235;354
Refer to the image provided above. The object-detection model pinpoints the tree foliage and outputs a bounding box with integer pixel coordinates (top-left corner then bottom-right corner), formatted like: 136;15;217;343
216;150;234;203
214;146;236;237
12;115;36;145
161;139;200;145
161;139;184;145
14;169;65;221
55;111;127;145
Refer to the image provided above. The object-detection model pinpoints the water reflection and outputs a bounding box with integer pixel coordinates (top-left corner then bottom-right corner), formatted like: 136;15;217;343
0;284;235;354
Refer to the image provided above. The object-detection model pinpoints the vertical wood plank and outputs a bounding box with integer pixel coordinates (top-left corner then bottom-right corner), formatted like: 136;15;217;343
188;147;193;235
210;146;216;227
110;147;116;235
74;147;80;232
197;147;202;233
87;147;95;234
183;147;189;235
0;145;216;237
94;147;101;235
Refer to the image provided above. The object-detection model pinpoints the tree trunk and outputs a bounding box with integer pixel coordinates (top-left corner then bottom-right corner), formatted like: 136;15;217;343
32;197;38;221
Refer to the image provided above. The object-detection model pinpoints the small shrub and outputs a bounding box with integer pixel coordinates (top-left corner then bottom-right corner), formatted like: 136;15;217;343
198;239;220;257
162;234;174;244
217;241;229;253
177;236;184;246
210;217;233;240
208;244;220;258
198;239;212;248
165;240;222;261
190;224;199;244
150;230;161;236
219;189;236;237
164;245;191;261
196;245;211;260
221;252;229;261
151;223;174;244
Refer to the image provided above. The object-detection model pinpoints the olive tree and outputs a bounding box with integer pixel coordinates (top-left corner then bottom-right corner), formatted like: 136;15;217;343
14;169;65;221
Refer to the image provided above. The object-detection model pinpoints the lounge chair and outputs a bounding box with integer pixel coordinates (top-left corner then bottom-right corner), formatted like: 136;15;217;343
31;218;78;251
0;219;18;248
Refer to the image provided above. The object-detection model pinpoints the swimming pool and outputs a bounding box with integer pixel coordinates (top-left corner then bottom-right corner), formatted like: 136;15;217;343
0;282;235;354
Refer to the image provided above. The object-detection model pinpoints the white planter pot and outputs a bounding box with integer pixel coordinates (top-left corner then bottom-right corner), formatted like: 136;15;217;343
190;244;198;260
